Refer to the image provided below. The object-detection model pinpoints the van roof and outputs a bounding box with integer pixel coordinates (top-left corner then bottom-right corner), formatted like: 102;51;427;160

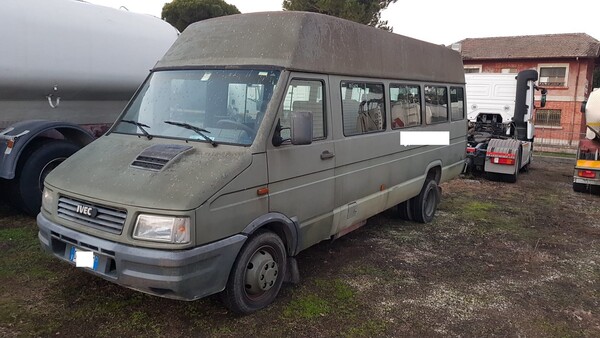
156;11;465;84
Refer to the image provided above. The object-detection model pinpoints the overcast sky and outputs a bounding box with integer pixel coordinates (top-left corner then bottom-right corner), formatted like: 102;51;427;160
87;0;600;45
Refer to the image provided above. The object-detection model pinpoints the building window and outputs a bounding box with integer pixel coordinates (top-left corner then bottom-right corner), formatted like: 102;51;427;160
535;109;561;127
464;65;481;73
538;65;568;87
390;84;421;129
424;85;448;124
501;68;518;74
341;82;385;136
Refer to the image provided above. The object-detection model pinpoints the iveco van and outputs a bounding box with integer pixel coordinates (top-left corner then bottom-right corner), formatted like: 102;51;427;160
38;11;467;314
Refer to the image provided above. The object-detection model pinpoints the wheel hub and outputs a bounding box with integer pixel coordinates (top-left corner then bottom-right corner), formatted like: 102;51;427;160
245;249;279;295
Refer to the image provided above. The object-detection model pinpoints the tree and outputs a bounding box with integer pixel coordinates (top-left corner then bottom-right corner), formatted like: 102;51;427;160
282;0;397;31
162;0;240;32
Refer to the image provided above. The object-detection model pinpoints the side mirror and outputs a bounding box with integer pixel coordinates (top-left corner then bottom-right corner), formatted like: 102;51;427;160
540;89;547;108
290;111;313;145
581;100;587;113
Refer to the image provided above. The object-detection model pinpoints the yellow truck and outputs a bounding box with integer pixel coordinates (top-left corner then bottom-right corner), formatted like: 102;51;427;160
574;88;600;193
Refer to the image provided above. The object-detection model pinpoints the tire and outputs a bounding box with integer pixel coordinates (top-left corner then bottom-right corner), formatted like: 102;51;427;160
221;231;287;314
411;178;440;223
395;199;414;221
573;182;588;193
9;140;80;215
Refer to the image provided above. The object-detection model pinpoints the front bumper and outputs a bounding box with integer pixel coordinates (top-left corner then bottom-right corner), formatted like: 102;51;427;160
37;212;246;301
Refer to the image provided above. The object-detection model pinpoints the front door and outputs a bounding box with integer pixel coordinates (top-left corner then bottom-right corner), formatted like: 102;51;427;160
267;73;334;252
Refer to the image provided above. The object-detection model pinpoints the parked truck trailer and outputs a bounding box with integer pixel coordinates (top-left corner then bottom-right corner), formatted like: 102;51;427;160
0;0;178;214
464;70;546;182
573;88;600;193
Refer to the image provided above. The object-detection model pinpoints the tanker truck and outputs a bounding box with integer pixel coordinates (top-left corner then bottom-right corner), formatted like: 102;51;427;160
573;88;600;193
0;0;178;215
464;70;546;182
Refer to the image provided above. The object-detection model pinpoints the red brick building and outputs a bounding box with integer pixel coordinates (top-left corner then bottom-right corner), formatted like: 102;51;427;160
454;33;600;151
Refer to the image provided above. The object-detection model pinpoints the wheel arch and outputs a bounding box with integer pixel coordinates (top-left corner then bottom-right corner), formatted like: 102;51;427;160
241;212;299;256
424;161;442;183
0;120;94;179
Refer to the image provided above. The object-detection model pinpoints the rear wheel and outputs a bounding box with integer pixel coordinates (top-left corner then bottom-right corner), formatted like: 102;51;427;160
8;140;80;215
411;178;440;223
221;231;287;314
395;199;414;221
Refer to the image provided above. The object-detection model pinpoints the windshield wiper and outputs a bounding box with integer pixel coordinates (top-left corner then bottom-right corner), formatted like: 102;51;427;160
163;120;217;147
120;119;153;140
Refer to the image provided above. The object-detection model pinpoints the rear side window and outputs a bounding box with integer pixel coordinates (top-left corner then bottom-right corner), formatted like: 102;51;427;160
341;82;386;136
450;87;465;121
282;79;326;139
390;84;421;129
424;85;448;124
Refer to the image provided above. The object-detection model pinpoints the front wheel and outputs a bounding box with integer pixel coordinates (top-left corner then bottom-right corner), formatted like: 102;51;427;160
221;231;287;314
9;140;80;215
411;178;440;223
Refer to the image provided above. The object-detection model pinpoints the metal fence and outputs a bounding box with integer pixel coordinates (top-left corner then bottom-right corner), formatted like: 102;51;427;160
534;127;584;153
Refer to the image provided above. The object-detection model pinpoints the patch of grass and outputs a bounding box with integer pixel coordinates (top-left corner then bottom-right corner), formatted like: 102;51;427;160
344;319;388;337
534;319;582;338
283;278;358;320
463;201;496;220
283;294;330;319
0;226;55;279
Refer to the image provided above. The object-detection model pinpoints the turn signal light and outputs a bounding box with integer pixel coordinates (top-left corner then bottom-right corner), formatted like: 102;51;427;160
578;170;596;178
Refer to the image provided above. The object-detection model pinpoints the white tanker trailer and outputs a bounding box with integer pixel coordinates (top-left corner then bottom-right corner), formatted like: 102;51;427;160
0;0;178;215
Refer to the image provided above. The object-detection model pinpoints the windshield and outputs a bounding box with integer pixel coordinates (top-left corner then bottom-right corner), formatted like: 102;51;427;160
113;69;281;146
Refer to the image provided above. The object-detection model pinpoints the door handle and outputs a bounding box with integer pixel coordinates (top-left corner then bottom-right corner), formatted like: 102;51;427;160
320;150;335;160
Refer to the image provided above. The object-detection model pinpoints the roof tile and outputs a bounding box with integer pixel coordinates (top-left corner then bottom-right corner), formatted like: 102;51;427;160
454;33;600;60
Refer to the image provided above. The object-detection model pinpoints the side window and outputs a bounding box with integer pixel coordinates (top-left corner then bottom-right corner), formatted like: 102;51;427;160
424;85;448;124
281;79;326;140
450;87;465;121
341;82;385;136
390;84;421;129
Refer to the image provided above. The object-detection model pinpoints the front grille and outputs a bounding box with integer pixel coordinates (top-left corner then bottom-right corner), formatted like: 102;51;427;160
57;196;127;234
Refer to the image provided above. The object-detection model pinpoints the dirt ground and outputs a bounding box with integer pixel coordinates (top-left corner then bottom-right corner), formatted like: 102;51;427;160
1;155;599;337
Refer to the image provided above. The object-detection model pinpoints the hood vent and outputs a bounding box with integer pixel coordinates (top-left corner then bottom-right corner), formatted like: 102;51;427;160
131;144;192;171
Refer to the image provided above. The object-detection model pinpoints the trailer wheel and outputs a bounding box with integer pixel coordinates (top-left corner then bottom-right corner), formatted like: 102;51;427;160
221;231;287;314
9;140;80;215
411;178;440;223
573;182;588;193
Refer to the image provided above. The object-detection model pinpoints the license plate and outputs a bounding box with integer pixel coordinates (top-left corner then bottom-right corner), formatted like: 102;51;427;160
69;246;99;271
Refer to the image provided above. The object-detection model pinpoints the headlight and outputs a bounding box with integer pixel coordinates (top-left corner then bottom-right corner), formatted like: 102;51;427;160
133;214;190;244
42;187;55;212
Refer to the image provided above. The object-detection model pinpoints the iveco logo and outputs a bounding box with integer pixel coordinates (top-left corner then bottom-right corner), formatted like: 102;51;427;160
76;204;98;218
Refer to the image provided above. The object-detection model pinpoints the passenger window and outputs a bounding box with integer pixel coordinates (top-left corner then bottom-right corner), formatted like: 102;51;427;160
450;87;465;121
341;82;386;136
390;84;421;129
424;85;448;124
281;79;326;140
